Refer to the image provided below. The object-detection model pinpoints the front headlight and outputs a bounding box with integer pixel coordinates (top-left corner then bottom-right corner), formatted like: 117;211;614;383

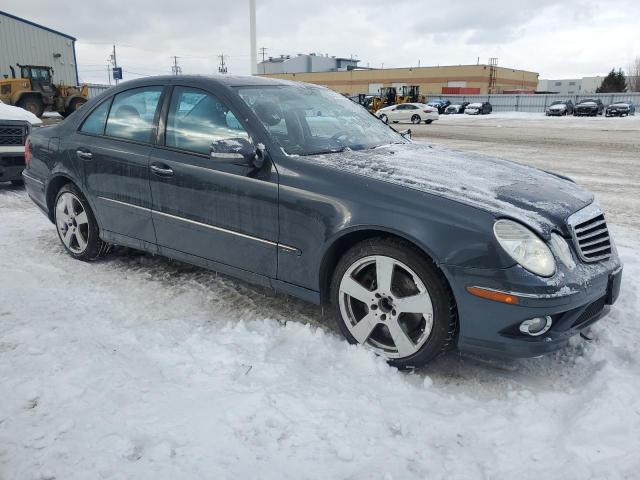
493;220;556;277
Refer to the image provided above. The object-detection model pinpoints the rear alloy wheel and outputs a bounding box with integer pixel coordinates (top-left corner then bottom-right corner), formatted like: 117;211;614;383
380;114;388;124
54;184;110;261
411;114;421;124
330;239;456;368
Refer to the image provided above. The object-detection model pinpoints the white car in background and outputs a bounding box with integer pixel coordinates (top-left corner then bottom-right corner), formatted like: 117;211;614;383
376;103;439;124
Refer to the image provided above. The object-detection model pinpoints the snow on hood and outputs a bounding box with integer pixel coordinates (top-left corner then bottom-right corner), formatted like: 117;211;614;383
305;142;593;234
609;103;630;108
467;103;482;108
549;104;566;110
0;101;42;125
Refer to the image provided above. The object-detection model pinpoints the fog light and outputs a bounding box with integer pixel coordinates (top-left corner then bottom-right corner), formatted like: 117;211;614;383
519;316;552;336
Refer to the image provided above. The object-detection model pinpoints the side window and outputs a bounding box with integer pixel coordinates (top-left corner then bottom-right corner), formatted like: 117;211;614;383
79;99;111;135
165;86;249;155
105;86;163;143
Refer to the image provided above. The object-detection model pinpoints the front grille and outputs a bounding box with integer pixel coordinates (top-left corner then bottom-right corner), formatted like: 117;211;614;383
568;204;612;262
0;126;27;146
571;296;607;329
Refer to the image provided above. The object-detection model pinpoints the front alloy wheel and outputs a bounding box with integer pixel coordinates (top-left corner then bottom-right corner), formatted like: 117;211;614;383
330;239;456;368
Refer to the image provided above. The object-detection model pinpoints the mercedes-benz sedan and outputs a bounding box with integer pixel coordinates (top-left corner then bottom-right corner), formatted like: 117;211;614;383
22;76;622;368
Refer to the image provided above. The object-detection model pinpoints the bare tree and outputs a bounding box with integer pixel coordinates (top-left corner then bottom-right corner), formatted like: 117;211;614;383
629;56;640;92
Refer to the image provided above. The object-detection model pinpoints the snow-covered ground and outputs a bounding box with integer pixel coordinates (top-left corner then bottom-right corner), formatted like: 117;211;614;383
1;117;640;478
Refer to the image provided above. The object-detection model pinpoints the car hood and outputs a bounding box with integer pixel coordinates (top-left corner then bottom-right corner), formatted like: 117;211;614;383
309;143;593;235
549;104;567;110
608;104;629;109
0;101;42;125
577;102;597;108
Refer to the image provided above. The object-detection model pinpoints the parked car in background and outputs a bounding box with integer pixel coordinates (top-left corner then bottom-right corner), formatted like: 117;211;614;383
0;100;42;185
426;99;451;114
574;99;604;116
545;100;574;116
464;102;493;115
444;102;470;114
605;101;635;117
23;75;622;369
376;103;439;124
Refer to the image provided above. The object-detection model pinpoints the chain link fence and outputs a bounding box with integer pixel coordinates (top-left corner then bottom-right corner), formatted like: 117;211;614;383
423;93;640;113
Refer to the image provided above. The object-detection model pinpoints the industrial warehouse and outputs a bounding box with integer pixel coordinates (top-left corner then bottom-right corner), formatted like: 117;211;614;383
258;55;539;95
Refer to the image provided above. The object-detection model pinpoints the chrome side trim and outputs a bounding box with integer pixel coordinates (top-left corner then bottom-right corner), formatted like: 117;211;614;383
98;196;151;212
22;171;44;186
153;209;276;246
97;196;300;252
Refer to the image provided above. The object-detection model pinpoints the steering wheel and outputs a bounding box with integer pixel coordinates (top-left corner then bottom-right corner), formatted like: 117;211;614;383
331;131;352;143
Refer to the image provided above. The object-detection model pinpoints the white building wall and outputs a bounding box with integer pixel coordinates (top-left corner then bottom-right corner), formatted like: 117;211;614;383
0;12;78;85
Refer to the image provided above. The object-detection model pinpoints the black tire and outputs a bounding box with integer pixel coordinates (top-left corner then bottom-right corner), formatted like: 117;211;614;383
54;183;110;261
328;237;456;369
11;179;24;187
411;114;421;124
63;97;87;118
424;119;433;124
380;114;388;124
17;96;44;117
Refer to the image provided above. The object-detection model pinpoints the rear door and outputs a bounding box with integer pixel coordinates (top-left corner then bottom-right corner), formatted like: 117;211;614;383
148;85;279;277
75;85;166;245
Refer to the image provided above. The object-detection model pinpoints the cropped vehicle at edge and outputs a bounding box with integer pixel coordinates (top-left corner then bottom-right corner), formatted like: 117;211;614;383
545;100;574;116
0;100;41;185
375;102;439;124
605;101;635;117
22;75;622;368
465;102;493;115
574;98;604;116
444;102;470;114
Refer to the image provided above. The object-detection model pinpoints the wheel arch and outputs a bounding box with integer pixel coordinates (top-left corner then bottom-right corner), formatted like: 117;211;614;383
318;226;456;306
13;91;43;106
45;174;76;222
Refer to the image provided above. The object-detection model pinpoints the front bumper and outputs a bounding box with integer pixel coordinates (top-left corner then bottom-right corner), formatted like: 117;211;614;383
606;109;630;117
0;149;26;182
546;109;566;116
574;109;599;116
445;252;622;358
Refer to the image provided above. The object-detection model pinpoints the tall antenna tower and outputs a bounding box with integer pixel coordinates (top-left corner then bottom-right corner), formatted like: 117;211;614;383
171;56;182;75
249;0;257;75
218;54;228;74
488;57;498;94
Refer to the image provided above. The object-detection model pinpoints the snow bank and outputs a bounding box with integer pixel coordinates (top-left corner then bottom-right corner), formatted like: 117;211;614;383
1;191;639;479
0;101;42;125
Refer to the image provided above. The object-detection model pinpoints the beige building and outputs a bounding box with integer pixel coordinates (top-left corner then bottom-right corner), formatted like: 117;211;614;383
260;64;539;95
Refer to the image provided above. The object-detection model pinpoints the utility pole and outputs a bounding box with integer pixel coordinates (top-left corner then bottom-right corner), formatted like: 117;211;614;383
106;63;111;85
258;47;268;74
171;56;182;75
218;54;228;74
109;44;119;85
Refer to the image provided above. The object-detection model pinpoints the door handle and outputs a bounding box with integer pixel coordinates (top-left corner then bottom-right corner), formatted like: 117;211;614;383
150;164;174;177
76;150;92;160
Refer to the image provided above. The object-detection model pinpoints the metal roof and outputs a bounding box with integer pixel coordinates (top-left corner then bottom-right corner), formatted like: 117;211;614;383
0;10;76;41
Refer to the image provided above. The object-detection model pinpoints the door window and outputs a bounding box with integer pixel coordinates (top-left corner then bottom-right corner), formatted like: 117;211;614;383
105;86;163;143
79;99;112;135
165;86;249;155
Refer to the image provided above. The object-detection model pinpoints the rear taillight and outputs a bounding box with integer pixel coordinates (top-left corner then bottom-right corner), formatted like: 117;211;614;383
24;137;31;167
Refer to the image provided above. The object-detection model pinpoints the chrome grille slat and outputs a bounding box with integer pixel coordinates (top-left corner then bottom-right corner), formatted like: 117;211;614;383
580;235;610;248
567;204;612;263
576;227;608;241
574;219;606;233
0;125;27;146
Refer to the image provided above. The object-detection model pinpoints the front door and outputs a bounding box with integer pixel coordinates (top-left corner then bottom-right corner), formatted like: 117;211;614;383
75;85;165;245
148;85;279;277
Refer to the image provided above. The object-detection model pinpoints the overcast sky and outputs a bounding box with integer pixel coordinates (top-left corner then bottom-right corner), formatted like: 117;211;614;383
3;0;639;84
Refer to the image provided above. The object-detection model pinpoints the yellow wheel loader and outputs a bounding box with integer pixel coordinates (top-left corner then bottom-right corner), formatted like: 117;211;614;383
0;65;88;118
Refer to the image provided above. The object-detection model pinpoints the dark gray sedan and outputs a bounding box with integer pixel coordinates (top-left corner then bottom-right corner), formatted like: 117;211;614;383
22;75;622;368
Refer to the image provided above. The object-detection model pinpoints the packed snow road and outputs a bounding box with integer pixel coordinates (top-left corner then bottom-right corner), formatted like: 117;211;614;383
1;114;640;479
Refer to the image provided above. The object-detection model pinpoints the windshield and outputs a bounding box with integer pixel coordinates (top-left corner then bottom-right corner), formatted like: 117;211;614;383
550;101;565;106
236;84;405;156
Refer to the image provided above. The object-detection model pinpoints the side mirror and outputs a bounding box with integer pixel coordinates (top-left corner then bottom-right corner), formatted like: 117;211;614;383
210;137;265;168
400;129;412;140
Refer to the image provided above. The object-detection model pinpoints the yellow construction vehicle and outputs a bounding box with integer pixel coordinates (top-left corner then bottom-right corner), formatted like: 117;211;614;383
370;86;397;112
396;85;423;104
0;64;88;118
